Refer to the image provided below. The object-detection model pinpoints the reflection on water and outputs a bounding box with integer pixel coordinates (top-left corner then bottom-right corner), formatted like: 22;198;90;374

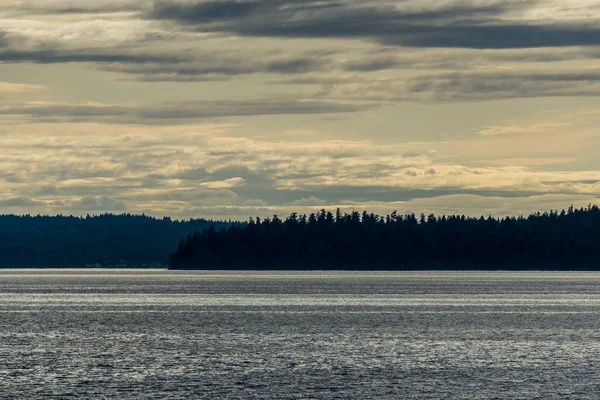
1;270;600;399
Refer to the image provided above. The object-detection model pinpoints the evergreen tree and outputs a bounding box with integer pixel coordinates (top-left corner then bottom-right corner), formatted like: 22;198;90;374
169;205;600;271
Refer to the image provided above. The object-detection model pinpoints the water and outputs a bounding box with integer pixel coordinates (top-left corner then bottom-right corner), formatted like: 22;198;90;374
1;270;600;399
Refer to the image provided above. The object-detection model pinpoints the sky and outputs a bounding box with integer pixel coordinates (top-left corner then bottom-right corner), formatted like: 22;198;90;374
1;0;600;220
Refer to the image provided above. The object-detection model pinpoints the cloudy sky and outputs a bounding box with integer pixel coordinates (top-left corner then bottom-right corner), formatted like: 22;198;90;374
2;0;600;219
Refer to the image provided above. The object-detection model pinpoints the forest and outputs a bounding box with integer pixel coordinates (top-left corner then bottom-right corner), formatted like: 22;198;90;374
0;214;228;267
169;205;600;270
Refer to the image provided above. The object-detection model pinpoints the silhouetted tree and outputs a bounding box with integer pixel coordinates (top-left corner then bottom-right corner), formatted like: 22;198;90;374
169;205;600;271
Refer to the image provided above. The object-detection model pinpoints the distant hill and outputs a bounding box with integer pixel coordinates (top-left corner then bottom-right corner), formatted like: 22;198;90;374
0;214;230;268
169;205;600;270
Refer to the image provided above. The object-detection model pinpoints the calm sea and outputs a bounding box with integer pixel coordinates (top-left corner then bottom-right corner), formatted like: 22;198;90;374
1;269;599;399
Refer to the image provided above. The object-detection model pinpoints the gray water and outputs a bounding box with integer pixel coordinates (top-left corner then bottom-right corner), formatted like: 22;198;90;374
1;270;600;399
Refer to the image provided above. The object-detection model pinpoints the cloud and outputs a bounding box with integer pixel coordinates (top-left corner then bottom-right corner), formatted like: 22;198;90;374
477;158;575;167
266;58;327;74
235;186;546;206
200;177;246;189
0;196;41;207
273;69;600;103
151;0;262;23
341;47;600;73
0;23;331;78
0;1;146;16
479;122;574;136
0;98;369;124
344;58;401;72
0;48;186;65
475;110;600;141
148;0;600;49
0;32;9;51
72;196;127;211
1;120;600;219
101;52;332;81
4;1;600;97
404;70;600;101
0;18;190;67
176;166;271;184
2;0;600;220
288;196;326;206
0;82;47;93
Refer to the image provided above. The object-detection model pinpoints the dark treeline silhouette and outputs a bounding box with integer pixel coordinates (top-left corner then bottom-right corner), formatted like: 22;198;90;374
169;205;600;270
0;213;229;267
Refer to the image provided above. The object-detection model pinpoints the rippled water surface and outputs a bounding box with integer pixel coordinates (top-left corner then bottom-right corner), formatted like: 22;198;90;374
1;270;600;399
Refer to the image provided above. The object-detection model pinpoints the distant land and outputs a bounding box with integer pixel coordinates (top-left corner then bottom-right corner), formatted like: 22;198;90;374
3;206;600;270
169;205;600;271
0;214;229;268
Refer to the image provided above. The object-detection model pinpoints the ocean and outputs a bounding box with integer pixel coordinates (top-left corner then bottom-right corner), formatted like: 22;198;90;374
1;269;599;399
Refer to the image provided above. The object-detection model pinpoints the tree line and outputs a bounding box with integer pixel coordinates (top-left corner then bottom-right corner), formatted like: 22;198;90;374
169;205;600;270
0;213;229;267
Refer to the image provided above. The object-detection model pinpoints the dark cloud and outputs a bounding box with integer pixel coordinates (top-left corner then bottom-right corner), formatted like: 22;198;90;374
406;70;600;101
0;196;41;207
344;58;399;72
34;186;62;196
277;69;600;102
34;6;142;15
109;61;257;77
150;1;506;26
0;48;186;65
272;76;357;85
542;179;600;186
480;48;600;63
0;28;191;67
103;53;331;80
148;0;600;49
101;47;600;82
266;58;326;74
151;0;263;23
1;98;370;124
343;48;600;73
2;1;145;16
378;25;600;49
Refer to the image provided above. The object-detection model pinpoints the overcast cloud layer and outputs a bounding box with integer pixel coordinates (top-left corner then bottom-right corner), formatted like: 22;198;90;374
1;0;600;219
